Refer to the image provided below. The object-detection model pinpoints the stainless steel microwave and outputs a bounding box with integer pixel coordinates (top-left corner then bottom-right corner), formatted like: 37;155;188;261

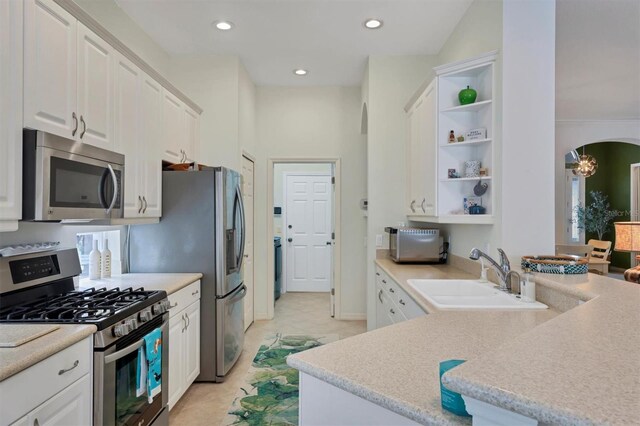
22;129;124;221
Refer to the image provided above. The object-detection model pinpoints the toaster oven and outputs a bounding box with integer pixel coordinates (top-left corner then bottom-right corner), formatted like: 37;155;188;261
384;227;443;263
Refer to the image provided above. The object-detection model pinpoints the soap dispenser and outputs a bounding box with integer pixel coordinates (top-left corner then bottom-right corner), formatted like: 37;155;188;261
520;268;535;302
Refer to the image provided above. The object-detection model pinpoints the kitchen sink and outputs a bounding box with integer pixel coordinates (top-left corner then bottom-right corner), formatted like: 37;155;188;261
406;279;548;310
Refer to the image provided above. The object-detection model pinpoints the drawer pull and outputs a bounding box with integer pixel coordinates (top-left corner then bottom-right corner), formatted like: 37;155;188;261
192;290;199;296
390;309;395;315
389;288;395;293
399;299;406;305
376;272;380;276
382;279;387;284
58;360;79;376
169;302;178;309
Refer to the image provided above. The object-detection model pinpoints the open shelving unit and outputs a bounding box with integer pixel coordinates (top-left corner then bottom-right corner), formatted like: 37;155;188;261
434;52;497;223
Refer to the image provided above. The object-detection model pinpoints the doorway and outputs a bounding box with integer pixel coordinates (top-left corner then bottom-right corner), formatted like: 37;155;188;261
268;160;341;319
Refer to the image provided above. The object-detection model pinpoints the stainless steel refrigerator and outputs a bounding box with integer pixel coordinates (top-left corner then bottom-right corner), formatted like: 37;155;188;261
129;167;246;382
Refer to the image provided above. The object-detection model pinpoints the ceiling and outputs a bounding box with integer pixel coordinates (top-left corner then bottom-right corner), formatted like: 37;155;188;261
114;0;473;86
556;0;640;120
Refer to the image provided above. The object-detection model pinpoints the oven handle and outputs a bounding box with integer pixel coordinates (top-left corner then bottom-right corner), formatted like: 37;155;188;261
104;338;144;365
105;164;118;215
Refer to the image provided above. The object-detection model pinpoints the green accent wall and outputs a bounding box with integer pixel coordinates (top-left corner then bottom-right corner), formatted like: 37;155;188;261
584;142;640;269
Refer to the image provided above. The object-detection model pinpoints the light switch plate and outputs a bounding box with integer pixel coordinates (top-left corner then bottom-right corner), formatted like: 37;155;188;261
375;234;383;247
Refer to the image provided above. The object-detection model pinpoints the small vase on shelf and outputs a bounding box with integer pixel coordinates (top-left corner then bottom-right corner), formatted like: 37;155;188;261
458;86;477;105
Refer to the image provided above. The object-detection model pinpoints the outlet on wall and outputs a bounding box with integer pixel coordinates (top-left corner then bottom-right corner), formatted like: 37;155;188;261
375;234;383;247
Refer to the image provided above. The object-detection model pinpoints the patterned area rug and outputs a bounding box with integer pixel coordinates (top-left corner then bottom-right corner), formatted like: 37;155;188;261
222;333;337;426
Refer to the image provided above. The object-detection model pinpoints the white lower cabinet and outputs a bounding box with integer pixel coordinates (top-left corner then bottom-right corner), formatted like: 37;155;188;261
375;266;426;329
1;337;92;426
299;373;419;425
167;281;201;410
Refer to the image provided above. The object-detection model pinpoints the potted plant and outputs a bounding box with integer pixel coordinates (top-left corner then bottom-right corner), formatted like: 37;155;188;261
575;191;618;240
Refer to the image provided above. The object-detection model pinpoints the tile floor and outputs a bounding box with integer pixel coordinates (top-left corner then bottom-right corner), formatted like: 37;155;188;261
168;292;367;425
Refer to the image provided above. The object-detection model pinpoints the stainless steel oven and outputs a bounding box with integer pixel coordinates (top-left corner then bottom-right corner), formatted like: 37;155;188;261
94;314;169;426
22;129;124;221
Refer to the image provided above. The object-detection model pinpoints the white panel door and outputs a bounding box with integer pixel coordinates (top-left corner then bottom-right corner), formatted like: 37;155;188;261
241;156;255;330
77;22;114;149
0;0;23;230
114;52;141;217
162;90;184;163
24;0;77;139
140;74;163;217
285;174;333;292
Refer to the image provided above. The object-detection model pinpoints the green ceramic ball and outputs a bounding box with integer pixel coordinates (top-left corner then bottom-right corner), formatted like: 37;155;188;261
458;86;477;105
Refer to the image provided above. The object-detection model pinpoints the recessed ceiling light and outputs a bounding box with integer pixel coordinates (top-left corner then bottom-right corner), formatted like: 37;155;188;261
214;21;234;31
293;69;308;76
364;18;383;29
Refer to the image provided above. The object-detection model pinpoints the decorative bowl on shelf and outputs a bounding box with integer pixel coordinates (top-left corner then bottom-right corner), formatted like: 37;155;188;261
458;86;477;105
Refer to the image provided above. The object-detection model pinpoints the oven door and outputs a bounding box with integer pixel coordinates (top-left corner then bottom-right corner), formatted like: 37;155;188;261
94;316;169;426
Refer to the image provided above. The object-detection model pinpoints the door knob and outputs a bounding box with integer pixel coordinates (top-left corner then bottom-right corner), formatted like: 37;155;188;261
288;225;292;229
287;238;293;243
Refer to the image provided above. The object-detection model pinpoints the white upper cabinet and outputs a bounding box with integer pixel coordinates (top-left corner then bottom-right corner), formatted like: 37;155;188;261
0;0;23;231
183;106;199;163
139;74;163;217
24;0;77;139
114;52;142;217
77;22;115;150
162;90;184;163
406;80;437;218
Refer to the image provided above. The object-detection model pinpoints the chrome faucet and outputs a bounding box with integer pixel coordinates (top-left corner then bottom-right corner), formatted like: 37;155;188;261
469;248;520;293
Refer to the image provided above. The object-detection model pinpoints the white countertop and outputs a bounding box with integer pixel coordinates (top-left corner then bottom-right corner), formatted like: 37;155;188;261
288;259;640;425
79;272;203;295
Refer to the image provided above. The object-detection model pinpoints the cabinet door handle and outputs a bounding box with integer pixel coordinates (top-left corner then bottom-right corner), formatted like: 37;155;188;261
390;309;395;315
421;198;426;213
399;299;406;306
72;112;78;136
378;289;383;303
389;287;395;293
181;314;186;332
138;196;143;214
142;196;148;213
185;312;190;329
80;115;86;139
58;359;79;375
410;200;416;213
34;419;40;426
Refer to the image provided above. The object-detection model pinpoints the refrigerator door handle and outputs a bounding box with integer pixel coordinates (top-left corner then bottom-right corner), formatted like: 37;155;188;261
228;284;247;305
235;184;246;272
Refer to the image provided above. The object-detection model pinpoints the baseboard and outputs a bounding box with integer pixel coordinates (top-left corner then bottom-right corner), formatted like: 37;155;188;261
254;312;272;321
338;313;366;320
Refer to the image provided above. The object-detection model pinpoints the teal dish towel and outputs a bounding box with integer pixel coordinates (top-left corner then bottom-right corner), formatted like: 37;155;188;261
138;328;162;404
439;359;471;417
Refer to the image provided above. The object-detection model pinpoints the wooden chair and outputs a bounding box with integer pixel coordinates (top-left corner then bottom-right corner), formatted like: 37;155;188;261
587;239;612;261
555;244;592;260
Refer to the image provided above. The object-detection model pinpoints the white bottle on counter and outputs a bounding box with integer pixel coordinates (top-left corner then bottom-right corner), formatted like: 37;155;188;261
89;240;101;280
101;238;112;278
520;268;535;302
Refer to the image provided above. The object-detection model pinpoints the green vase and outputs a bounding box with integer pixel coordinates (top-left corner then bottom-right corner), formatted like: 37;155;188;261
458;86;477;105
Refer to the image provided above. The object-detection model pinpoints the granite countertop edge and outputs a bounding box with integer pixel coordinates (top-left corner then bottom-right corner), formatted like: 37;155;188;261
0;324;97;382
287;354;455;426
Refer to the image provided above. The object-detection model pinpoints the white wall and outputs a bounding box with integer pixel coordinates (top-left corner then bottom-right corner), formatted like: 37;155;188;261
254;87;366;320
169;55;241;169
273;163;333;238
501;0;556;257
364;55;439;329
74;0;171;76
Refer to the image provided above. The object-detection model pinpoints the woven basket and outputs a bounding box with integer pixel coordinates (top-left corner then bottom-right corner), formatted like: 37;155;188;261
521;255;588;275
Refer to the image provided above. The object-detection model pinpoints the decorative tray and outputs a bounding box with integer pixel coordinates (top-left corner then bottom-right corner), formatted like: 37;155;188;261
521;255;588;274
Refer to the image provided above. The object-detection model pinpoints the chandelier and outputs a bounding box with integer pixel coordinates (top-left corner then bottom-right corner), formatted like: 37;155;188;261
572;147;597;177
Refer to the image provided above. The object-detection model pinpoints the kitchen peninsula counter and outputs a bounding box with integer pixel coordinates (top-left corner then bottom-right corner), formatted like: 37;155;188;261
288;259;640;425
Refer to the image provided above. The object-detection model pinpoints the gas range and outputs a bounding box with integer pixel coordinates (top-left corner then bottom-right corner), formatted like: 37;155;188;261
0;248;170;349
0;247;171;426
